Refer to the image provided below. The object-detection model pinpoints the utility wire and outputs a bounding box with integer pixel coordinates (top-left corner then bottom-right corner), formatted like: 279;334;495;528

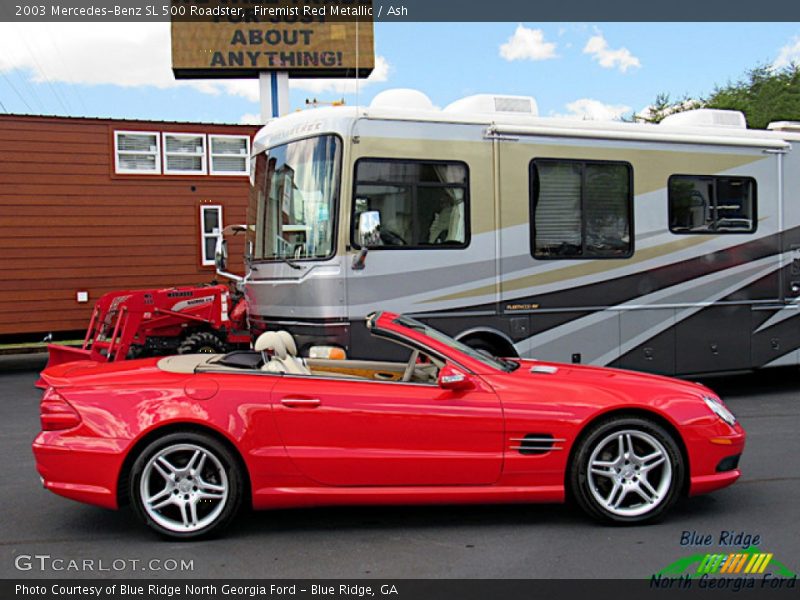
13;69;44;112
1;70;32;112
45;23;88;115
15;24;71;114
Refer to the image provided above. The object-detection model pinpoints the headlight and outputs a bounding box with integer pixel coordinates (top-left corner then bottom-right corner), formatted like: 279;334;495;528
703;395;736;426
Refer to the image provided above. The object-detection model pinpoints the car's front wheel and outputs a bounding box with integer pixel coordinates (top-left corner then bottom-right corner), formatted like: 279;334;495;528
570;417;684;524
130;431;243;539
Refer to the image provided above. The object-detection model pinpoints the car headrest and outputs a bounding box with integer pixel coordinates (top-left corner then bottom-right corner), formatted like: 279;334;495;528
254;331;287;359
277;330;298;357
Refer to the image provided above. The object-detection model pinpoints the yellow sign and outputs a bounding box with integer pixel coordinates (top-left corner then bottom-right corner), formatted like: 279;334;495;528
171;1;374;79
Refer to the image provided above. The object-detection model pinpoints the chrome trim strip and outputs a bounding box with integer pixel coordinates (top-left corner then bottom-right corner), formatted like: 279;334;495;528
281;398;321;404
410;310;497;319
250;318;350;328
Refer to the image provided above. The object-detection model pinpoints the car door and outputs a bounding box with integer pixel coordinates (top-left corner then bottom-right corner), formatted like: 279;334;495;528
270;370;503;486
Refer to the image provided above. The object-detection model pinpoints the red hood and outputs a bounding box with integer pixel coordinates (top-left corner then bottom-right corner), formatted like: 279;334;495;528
506;358;716;398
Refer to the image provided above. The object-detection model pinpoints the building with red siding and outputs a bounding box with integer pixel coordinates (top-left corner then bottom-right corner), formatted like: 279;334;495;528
0;114;259;341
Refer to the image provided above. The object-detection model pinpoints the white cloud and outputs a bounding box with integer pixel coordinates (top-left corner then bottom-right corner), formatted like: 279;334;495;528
499;25;557;62
0;23;176;87
554;98;631;121
289;55;390;95
774;36;800;69
0;23;389;105
583;33;641;73
239;112;262;125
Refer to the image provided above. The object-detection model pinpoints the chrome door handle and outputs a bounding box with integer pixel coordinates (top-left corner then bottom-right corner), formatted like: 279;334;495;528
280;397;321;408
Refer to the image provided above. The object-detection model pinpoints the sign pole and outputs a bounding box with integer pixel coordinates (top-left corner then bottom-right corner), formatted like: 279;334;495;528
259;71;290;121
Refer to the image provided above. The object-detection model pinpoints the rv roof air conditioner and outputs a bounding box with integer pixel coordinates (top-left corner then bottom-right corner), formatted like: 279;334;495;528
767;121;800;133
444;94;539;117
660;108;747;129
369;89;436;111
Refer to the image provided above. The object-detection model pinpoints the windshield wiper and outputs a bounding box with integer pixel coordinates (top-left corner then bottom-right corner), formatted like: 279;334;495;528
500;357;521;371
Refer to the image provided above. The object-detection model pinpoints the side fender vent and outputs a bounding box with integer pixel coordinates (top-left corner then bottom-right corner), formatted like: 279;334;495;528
511;433;565;455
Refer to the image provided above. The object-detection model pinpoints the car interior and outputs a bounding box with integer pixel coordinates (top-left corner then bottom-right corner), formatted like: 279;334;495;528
157;329;444;385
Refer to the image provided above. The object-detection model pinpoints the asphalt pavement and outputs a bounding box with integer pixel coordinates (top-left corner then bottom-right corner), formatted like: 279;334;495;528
1;353;798;580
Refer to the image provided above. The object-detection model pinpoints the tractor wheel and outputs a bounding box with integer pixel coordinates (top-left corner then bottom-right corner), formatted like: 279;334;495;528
178;332;228;355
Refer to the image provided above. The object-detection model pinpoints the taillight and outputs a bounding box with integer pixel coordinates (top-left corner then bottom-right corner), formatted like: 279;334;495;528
40;389;81;431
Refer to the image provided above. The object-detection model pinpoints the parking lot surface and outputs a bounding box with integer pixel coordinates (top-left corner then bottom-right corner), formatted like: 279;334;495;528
2;354;798;579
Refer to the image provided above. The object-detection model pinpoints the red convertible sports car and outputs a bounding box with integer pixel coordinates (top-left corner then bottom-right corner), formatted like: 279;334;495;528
34;311;745;539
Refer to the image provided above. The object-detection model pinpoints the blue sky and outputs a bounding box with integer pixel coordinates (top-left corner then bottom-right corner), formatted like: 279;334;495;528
0;22;799;124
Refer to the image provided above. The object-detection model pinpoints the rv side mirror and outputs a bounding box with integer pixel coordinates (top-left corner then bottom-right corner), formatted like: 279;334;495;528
215;238;228;272
357;211;381;247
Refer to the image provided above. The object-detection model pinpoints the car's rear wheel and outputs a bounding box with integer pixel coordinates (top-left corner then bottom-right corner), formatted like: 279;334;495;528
130;432;243;539
570;417;683;524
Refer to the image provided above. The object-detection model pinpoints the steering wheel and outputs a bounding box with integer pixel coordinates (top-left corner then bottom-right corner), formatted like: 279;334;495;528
402;349;419;382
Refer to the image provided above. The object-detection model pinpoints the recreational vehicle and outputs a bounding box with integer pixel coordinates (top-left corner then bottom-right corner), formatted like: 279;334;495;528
226;89;800;376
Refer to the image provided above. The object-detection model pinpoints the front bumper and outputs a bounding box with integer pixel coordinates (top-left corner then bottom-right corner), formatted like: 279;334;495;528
686;421;746;496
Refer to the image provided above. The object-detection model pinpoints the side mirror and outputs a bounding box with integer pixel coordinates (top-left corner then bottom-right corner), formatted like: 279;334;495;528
437;365;473;391
357;210;381;247
215;238;228;272
214;224;246;283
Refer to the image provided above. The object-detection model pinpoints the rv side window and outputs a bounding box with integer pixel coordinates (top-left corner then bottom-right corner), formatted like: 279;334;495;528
352;159;469;249
668;175;756;234
530;159;633;259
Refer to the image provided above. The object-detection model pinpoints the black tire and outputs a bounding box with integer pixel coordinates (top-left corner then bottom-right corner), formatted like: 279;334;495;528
462;337;517;360
126;345;145;360
178;331;228;355
129;431;244;540
570;416;684;524
463;338;502;359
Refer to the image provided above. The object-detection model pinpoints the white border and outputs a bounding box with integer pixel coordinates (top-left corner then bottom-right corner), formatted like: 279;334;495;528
114;130;161;175
200;204;223;266
163;132;207;175
209;134;251;176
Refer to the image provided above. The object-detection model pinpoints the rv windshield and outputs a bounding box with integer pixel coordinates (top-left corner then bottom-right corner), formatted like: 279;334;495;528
249;135;341;262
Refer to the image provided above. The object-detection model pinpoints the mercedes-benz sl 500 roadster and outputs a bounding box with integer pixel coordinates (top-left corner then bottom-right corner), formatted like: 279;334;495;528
34;312;745;539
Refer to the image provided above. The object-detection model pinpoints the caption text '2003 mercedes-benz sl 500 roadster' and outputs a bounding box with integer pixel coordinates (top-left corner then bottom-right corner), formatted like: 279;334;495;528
34;311;745;539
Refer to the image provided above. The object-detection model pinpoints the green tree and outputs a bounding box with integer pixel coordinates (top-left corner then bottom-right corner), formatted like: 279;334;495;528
628;92;700;124
635;63;800;129
706;63;800;129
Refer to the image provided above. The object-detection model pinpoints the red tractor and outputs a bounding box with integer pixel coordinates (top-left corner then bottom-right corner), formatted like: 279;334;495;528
38;283;249;387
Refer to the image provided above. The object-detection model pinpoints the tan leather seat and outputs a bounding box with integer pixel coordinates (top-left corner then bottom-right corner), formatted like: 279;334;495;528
276;330;312;375
254;332;289;373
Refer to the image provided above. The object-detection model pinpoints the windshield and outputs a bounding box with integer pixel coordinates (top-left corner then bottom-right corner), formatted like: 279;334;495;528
393;315;517;372
248;135;341;261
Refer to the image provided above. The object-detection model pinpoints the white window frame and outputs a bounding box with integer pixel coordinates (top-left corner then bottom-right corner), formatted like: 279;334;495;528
163;132;207;175
200;204;223;266
114;130;161;175
209;134;251;176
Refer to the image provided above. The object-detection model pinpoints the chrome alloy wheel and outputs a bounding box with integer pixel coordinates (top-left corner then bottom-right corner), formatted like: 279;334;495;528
586;429;672;518
139;443;229;533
